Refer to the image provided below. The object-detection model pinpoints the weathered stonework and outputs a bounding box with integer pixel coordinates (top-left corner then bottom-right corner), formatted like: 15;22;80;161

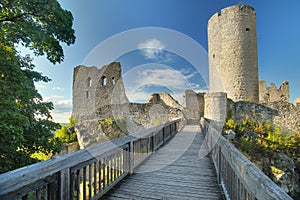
227;99;300;133
294;98;300;108
208;5;259;102
149;92;181;109
183;90;205;121
73;62;129;124
204;92;227;123
259;80;290;103
72;63;184;148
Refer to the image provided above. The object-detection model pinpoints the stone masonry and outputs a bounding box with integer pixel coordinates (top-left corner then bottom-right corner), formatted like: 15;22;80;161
259;80;290;103
208;5;259;102
73;62;129;124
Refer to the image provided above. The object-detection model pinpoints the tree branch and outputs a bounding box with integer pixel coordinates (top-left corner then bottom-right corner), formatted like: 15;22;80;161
0;12;37;23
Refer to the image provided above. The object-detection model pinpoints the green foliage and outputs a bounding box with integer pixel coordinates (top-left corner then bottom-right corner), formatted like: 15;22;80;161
55;116;77;143
100;117;127;131
154;118;161;126
0;0;76;64
0;0;75;173
99;117;128;139
224;116;300;183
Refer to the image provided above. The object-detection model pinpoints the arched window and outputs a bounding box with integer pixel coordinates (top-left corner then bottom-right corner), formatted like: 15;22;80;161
87;77;92;87
101;76;106;86
112;77;115;85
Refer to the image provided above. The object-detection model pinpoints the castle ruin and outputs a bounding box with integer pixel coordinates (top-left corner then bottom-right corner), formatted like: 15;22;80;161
259;80;290;103
72;62;128;124
72;4;300;146
72;5;300;194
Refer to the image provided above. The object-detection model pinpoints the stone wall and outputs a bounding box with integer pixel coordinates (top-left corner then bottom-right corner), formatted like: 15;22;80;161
228;99;300;132
73;63;185;148
204;92;227;123
73;62;128;124
294;98;300;108
183;90;205;120
208;5;259;102
151;92;181;109
259;80;290;103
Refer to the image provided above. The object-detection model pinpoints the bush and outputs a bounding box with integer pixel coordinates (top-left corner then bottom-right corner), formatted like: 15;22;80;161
55;116;77;143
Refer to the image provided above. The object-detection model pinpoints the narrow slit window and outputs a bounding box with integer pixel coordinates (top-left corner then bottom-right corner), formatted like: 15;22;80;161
101;76;106;86
246;28;250;31
112;77;115;85
87;77;92;87
86;91;89;98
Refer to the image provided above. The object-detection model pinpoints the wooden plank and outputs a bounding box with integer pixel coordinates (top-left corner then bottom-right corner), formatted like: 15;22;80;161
103;125;224;200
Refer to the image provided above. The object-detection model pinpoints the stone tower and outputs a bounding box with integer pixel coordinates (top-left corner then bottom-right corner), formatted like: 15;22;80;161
208;5;259;102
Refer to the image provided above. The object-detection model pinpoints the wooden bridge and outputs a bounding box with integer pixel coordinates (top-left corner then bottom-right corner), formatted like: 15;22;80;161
0;119;292;200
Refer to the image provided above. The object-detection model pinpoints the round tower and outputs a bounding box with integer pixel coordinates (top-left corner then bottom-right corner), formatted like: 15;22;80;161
208;5;259;102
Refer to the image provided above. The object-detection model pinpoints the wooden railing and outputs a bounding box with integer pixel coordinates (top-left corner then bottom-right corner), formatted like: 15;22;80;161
0;119;184;200
203;119;293;200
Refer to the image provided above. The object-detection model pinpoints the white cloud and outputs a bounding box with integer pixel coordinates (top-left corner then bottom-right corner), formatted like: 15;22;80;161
137;38;173;62
43;95;72;123
124;68;202;104
35;83;46;89
52;86;64;91
43;95;64;102
136;68;198;90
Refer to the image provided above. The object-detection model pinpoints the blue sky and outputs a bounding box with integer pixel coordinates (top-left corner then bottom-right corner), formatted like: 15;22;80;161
30;0;300;122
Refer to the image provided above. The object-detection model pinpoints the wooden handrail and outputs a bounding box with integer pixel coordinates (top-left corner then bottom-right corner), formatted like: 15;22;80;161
203;119;293;200
0;118;185;200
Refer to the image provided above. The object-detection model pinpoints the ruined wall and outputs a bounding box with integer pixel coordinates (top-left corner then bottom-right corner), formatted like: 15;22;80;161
73;63;184;148
228;100;300;132
259;80;290;103
73;62;128;123
183;90;205;120
294;98;300;109
154;92;181;109
208;5;259;102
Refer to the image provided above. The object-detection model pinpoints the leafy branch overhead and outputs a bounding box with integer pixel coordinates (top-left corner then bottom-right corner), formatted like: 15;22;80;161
0;0;76;173
0;0;76;63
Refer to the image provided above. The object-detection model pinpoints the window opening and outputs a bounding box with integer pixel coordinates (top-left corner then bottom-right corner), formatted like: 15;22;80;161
87;77;92;87
101;76;107;86
112;77;115;85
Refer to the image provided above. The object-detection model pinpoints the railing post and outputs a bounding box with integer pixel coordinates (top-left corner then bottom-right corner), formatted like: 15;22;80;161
162;127;165;143
59;168;70;200
150;133;154;152
218;146;222;184
129;140;134;174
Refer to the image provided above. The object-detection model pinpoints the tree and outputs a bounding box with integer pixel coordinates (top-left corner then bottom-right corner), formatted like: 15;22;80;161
0;0;76;173
55;115;77;143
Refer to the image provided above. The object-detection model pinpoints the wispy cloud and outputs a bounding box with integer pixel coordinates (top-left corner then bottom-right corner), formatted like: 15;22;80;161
35;83;46;89
52;86;64;91
137;38;173;62
43;95;72;123
124;68;202;104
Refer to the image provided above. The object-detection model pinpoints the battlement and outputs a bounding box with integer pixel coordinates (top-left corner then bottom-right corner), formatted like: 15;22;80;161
259;80;290;103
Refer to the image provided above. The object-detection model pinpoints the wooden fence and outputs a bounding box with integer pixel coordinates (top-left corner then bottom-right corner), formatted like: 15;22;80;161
203;119;293;200
0;119;184;200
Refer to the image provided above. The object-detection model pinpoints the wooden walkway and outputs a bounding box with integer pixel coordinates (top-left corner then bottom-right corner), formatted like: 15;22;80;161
103;125;224;200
